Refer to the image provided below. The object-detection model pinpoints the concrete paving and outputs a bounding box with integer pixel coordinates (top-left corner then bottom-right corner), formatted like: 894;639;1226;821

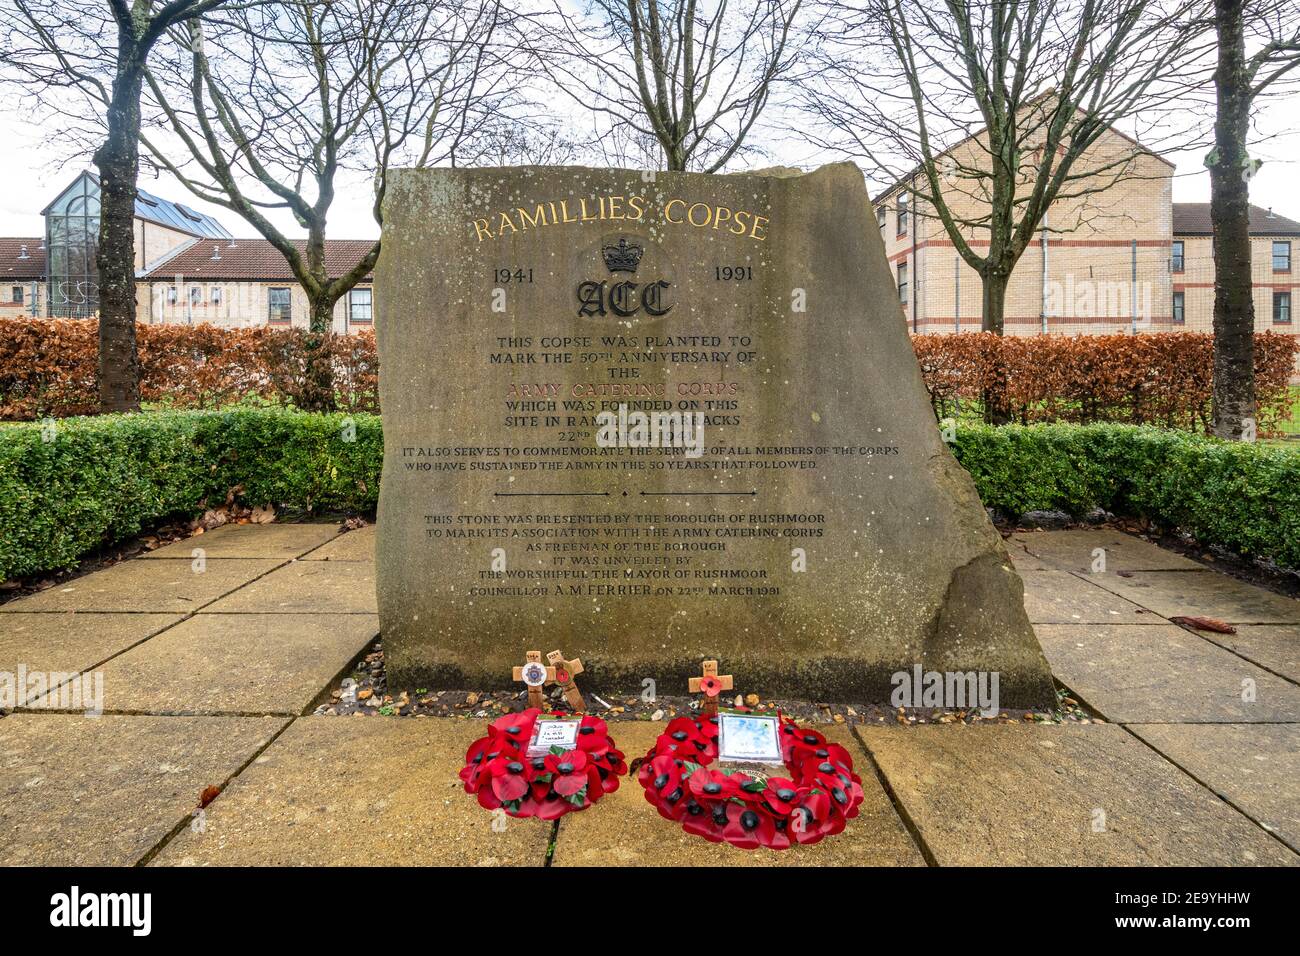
140;523;342;560
300;525;376;561
0;714;287;866
857;723;1296;866
41;614;379;716
1019;570;1156;624
0;612;184;678
1035;623;1300;723
0;559;283;614
1128;723;1300;854
151;717;551;867
1;525;1295;867
1009;529;1204;573
1084;569;1300;624
200;560;376;615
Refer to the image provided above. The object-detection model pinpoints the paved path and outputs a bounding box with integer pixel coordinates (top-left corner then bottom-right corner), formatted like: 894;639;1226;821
1;525;1296;866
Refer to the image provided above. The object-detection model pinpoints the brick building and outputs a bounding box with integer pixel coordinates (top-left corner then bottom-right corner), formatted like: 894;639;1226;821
873;126;1298;340
0;171;374;332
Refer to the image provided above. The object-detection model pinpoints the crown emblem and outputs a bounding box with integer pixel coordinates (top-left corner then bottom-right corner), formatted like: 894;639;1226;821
601;237;643;273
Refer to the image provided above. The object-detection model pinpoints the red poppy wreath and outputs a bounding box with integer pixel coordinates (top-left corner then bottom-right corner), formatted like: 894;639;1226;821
459;709;627;819
637;712;865;849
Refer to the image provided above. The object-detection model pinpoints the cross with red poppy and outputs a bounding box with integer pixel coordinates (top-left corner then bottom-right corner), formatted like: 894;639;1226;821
688;659;734;716
546;649;586;713
513;650;556;709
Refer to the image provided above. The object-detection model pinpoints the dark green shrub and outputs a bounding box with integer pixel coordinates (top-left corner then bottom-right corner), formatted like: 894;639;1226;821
1;413;1294;581
0;410;380;581
952;424;1300;569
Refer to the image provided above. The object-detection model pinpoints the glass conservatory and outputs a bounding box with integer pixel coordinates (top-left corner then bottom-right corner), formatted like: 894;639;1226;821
43;172;100;318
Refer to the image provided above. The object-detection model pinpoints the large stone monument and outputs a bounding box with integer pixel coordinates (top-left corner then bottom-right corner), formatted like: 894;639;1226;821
374;164;1056;706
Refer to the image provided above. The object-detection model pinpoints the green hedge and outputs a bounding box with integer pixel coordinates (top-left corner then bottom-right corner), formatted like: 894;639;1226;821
953;423;1300;569
0;410;381;581
0;413;1294;581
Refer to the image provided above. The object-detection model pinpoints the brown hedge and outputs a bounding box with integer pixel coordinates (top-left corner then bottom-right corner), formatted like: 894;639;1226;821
912;331;1298;434
1;320;1294;433
0;319;378;418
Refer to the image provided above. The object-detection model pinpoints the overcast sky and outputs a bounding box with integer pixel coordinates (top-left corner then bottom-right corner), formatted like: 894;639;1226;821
1;90;1297;241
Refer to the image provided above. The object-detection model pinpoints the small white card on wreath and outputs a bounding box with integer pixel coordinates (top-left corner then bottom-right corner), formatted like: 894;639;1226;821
717;712;784;765
527;717;581;756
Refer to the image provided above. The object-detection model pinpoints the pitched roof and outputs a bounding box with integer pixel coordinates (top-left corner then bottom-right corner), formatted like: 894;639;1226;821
870;92;1175;205
133;184;232;240
1173;202;1300;237
0;238;46;280
140;238;375;281
40;171;232;240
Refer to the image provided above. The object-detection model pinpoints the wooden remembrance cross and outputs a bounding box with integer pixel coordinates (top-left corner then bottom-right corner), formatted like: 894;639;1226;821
513;651;555;709
689;660;734;716
546;649;586;713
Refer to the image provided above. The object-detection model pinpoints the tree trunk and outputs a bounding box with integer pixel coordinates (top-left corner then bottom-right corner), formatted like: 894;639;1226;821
981;266;1012;424
1210;0;1257;440
299;296;337;412
94;52;144;414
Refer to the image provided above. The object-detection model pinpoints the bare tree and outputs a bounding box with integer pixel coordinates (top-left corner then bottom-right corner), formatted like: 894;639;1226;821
1205;0;1300;440
524;0;805;171
141;0;508;409
0;0;233;412
802;1;1209;336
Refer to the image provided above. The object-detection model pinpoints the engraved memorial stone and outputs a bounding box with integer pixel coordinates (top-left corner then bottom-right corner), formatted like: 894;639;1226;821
375;164;1056;706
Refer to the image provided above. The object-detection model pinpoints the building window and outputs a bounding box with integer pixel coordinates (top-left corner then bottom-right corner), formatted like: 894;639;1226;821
1171;240;1184;273
877;207;887;230
1273;241;1292;272
11;286;22;305
268;287;291;325
1172;290;1185;324
189;286;202;306
896;194;909;236
210;286;223;307
1275;290;1292;324
166;286;178;305
897;262;909;305
349;288;373;324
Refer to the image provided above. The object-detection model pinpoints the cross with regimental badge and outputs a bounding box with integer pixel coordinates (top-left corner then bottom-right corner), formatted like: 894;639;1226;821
513;650;555;709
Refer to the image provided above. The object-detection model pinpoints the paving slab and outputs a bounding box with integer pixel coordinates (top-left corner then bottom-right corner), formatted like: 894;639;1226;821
0;714;287;866
1197;625;1300;684
1010;530;1203;573
0;613;183;680
1019;570;1156;624
200;561;376;614
33;614;379;716
141;523;341;560
1129;723;1300;854
1085;570;1300;624
300;525;375;561
1036;623;1300;723
151;717;551;866
858;722;1296;866
1004;542;1054;572
550;721;925;867
0;559;283;614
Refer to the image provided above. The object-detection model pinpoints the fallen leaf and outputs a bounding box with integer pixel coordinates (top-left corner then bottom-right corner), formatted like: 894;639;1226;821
198;785;220;808
249;504;276;524
1170;615;1237;634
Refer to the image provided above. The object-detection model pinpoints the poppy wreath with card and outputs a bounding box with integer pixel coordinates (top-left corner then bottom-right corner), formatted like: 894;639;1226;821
459;708;627;820
636;711;865;849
